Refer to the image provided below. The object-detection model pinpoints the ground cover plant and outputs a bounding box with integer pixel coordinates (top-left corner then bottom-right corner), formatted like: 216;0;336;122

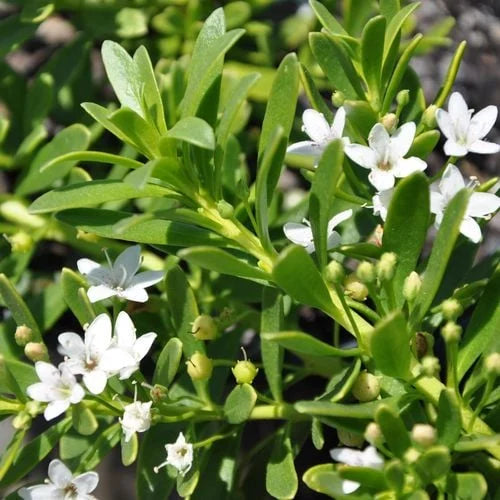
0;0;499;498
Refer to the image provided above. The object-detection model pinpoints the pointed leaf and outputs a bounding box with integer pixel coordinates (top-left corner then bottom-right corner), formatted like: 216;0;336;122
167;117;215;150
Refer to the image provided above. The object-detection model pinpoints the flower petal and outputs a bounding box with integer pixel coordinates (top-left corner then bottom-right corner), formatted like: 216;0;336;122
286;140;322;156
331;106;346;138
133;332;157;361
389;122;416;159
34;362;60;385
372;189;393;221
443;139;468;157
100;348;136;373
392;157;427;178
85;313;112;358
69;383;85;404
341;479;361;494
113;245;142;279
448;92;470;132
128;270;164;289
120;287;149;303
468;105;498;142
467;192;500;218
326;231;341;250
283;222;313;247
302;109;331;144
19;484;63;500
83;370;108;394
114;311;137;348
467;140;500;155
362;446;384;468
430;190;444;215
330;447;364;466
87;285;116;303
436;109;455;141
48;459;72;488
439;164;465;200
345;144;378;169
27;382;55;402
460;217;482;243
368;169;395;191
44;400;70;420
368;123;390;160
73;471;99;494
58;332;85;358
327;209;353;232
77;258;101;276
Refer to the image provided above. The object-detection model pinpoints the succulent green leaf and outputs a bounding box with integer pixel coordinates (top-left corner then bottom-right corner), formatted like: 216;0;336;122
436;389;461;447
223;383;257;424
375;405;411;457
361;16;386;108
121;432;139;467
167;117;215;150
153;338;183;387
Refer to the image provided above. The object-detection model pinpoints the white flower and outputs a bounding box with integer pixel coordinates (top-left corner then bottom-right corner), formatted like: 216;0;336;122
372;189;394;221
58;314;135;394
154;432;193;476
430;164;500;243
436;92;500;157
18;459;99;500
112;311;157;379
26;362;85;421
345;122;427;191
120;400;152;442
77;245;163;303
330;446;384;494
287;107;349;161
283;209;353;254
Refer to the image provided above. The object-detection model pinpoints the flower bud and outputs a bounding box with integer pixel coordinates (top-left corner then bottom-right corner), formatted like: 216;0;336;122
403;271;421;301
352;372;380;402
420;356;440;377
403;447;420;464
344;274;368;301
232;360;259;384
25;400;42;417
15;324;33;346
381;113;398;132
24;342;49;362
411;424;436;448
338;428;364;447
396;89;410;108
422;105;438;128
12;411;31;430
332;91;345;107
324;261;345;284
364;422;383;445
150;384;168;403
441;321;461;343
191;315;218;341
356;261;376;284
440;299;463;321
412;332;432;359
217;200;234;219
377;252;397;282
186;352;213;381
484;353;500;376
8;232;33;253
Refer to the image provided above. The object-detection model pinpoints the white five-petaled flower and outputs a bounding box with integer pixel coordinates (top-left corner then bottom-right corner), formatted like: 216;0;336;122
154;432;194;476
345;122;427;191
283;209;353;254
58;314;135;395
120;400;152;442
77;245;163;303
436;92;500;157
287;107;349;162
430;164;500;243
18;459;99;500
26;362;85;421
372;189;394;222
112;311;157;379
330;446;384;495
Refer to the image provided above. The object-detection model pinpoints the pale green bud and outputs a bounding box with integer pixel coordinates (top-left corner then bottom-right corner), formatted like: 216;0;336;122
396;89;410;108
324;261;345;284
8;232;33;253
338;428;364;447
24;342;49;362
25;400;42;417
364;422;383;445
12;411;31;430
186;352;213;381
377;252;397;282
485;353;500;376
356;261;376;284
15;325;33;346
332;91;345;107
441;299;463;321
422;105;438;128
352;372;380;402
411;424;436;448
420;356;440;377
344;274;369;301
441;321;462;343
404;447;421;464
191;315;218;341
217;200;234;219
381;113;398;132
403;272;421;301
150;384;168;403
232;360;258;384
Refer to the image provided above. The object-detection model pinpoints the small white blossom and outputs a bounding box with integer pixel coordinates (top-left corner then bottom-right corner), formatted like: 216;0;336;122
77;245;163;303
120;400;152;442
372;189;394;221
58;314;135;395
430;164;500;243
154;432;193;476
345;122;427;191
283;209;353;254
18;459;99;500
287;107;349;162
27;362;85;421
112;311;157;379
436;92;500;157
330;446;384;494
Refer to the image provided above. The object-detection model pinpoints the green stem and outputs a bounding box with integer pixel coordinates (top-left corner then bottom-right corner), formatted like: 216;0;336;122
249;404;307;421
193;428;238;449
383;280;397;312
333;283;362;345
345;297;380;323
468;375;495;433
445;340;458;395
366;282;386;316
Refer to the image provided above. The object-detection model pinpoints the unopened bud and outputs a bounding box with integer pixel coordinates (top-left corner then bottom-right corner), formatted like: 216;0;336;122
412;332;431;359
7;232;33;253
24;342;49;362
15;325;33;346
377;252;397;281
186;351;213;381
12;411;31;430
352;372;380;402
150;384;168;403
191;315;218;341
396;89;410;108
338;428;364;447
364;422;383;444
25;400;42;417
403;272;421;301
441;299;463;321
420;356;440;377
404;447;421;464
325;261;345;284
485;353;500;376
441;321;461;343
232;360;259;385
356;261;376;284
368;224;384;247
411;424;436;448
344;274;369;301
217;200;234;219
332;91;345;107
422;105;438;128
381;113;398;132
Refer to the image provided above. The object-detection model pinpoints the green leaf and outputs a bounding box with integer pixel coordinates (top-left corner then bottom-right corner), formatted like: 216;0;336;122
0;418;71;487
121;432;138;466
380;0;400;20
24;72;54;132
124;164;154;190
223;383;257;424
415;446;451;485
361;16;386;107
382;173;430;307
153;337;183;387
17;124;91;196
30;180;172;214
0;15;37;59
309;0;348;36
56;208;227;247
339;466;387;490
262;331;360;358
343;100;378;138
115;8;148;39
260;288;284;402
0;358;37;397
72;404;98;436
167;116;215;150
383;2;420;62
436;389;461;447
78;423;121;471
177;466;199;497
410;189;470;326
408;130;440;159
309;140;344;269
457;265;500;380
21;0;54;23
295;399;391;420
299;63;333;121
375;405;411;457
0;273;41;341
303;464;353;499
370;311;411;378
433;41;466;108
309;33;364;100
266;425;298;499
445;473;487;500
